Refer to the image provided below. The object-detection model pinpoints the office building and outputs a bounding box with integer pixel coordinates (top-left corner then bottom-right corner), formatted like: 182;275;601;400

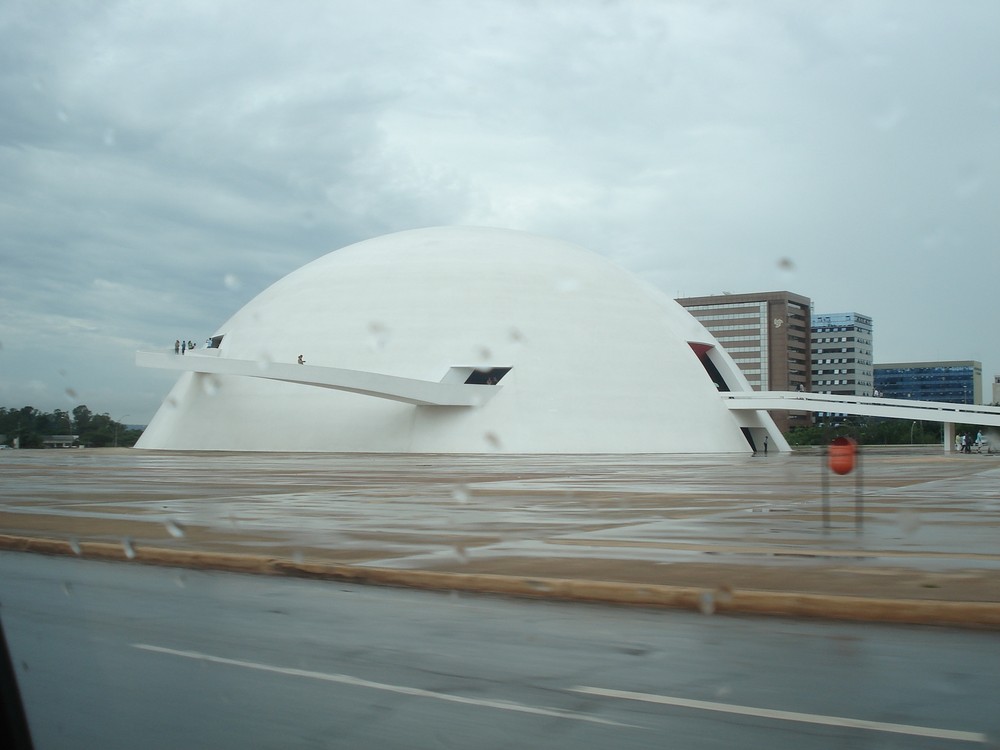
874;361;982;405
811;312;874;398
676;291;812;431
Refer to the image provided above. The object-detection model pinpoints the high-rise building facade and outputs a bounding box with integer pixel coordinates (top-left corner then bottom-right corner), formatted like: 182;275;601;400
676;291;812;431
811;312;874;398
874;361;982;405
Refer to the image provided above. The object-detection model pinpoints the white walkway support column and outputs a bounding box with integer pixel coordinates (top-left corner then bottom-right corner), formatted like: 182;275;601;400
943;422;955;455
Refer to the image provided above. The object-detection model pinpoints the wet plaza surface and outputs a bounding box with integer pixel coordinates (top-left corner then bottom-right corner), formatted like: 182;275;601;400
1;447;999;602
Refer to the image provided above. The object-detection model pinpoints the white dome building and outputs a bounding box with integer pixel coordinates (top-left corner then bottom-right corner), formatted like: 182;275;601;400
136;227;786;453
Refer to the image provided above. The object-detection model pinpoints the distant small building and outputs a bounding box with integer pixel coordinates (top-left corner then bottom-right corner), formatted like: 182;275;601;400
43;435;80;448
874;361;982;405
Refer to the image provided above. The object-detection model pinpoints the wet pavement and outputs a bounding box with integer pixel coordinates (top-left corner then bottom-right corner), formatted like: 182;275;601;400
1;446;999;606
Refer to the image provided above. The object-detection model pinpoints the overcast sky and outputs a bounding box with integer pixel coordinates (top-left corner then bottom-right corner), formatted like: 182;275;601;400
1;0;998;424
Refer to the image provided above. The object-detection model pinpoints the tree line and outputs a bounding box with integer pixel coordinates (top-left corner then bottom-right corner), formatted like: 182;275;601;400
0;406;142;448
786;417;984;447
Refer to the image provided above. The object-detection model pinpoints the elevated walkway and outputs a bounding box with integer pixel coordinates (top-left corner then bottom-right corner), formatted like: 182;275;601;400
135;350;498;407
724;391;1000;452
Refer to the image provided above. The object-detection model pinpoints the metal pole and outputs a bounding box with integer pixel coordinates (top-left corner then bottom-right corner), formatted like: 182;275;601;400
821;446;830;532
855;446;864;534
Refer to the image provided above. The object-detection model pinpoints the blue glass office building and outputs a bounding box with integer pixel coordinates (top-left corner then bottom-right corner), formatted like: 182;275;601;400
874;361;982;404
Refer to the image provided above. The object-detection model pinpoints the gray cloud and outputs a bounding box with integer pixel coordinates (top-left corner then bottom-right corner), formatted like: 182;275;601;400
1;0;998;421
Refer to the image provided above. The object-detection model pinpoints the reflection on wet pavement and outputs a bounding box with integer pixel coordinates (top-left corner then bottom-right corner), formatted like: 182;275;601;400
1;448;999;600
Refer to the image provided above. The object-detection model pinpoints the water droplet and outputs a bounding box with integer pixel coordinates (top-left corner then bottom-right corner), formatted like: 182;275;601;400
165;520;186;538
174;572;187;588
777;257;795;272
453;543;468;563
62;581;73;596
291;550;304;564
368;321;390;350
477;346;492;361
714;584;734;605
65;387;78;399
122;538;136;559
483;431;502;450
897;510;922;535
872;104;905;131
166;396;179;410
255;351;274;371
508;327;525;343
699;591;715;615
526;580;552;592
223;273;242;291
68;537;82;556
451;485;470;504
201;375;222;396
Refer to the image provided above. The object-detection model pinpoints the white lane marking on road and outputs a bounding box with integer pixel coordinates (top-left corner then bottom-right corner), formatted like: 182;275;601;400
570;686;987;743
133;644;635;728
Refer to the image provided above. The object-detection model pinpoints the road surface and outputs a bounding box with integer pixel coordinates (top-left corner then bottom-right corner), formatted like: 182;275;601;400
1;552;996;749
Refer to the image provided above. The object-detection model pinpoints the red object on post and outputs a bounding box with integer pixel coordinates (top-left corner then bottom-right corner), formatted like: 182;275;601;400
829;436;857;475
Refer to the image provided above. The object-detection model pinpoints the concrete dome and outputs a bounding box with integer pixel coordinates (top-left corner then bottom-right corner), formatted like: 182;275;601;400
137;227;783;453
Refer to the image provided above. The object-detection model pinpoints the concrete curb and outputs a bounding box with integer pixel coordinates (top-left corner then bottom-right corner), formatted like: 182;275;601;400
3;534;998;629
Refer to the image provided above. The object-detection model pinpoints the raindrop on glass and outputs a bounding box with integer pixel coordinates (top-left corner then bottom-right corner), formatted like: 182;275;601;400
451;484;470;504
255;350;274;371
699;590;715;615
62;581;73;596
897;510;921;536
484;431;502;450
777;257;795;272
65;387;78;400
224;273;242;291
122;537;136;560
368;321;390;351
201;375;222;397
68;537;82;556
165;520;186;538
714;584;734;605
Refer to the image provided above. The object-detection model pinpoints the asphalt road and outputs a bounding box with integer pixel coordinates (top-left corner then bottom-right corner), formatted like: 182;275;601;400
1;552;997;749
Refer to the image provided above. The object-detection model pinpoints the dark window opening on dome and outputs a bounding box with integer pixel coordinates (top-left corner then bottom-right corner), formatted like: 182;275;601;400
689;343;731;392
465;367;511;385
209;335;225;349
